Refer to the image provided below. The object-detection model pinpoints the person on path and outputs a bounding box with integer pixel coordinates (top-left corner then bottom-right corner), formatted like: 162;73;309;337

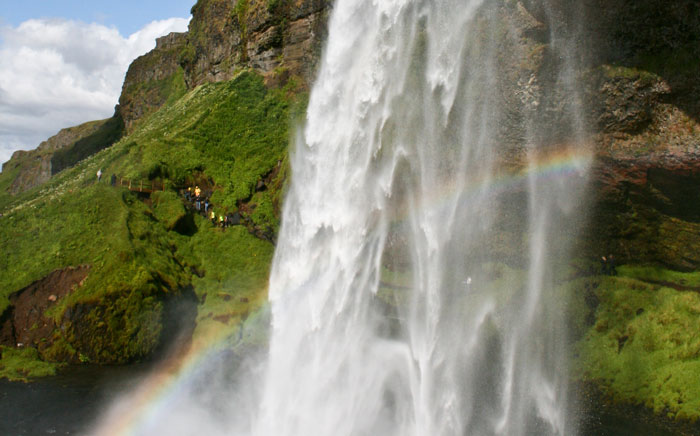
210;210;216;225
600;256;608;275
219;214;224;228
195;186;202;210
96;169;102;182
608;254;617;276
110;174;116;186
205;199;210;213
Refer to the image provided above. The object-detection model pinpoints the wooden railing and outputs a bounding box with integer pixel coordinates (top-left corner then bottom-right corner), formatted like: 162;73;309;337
112;177;167;193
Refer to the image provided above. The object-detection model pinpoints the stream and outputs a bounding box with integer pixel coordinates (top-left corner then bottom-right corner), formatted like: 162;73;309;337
0;365;683;436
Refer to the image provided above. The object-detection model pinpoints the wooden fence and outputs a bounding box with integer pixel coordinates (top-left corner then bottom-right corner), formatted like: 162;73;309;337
113;177;167;193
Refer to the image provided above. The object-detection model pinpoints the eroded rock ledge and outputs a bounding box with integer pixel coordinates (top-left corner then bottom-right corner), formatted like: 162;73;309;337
1;266;90;352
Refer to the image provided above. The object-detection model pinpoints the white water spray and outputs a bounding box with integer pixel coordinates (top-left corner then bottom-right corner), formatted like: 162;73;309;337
250;0;589;435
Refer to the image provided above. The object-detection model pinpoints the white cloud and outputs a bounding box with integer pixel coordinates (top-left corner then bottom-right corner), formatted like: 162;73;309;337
0;17;190;168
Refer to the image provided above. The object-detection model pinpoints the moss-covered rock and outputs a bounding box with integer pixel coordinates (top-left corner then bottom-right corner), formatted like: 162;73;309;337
0;346;59;382
571;266;700;422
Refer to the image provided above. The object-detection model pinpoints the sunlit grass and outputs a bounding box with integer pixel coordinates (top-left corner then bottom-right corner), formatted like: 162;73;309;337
617;265;700;288
0;70;301;373
0;346;60;382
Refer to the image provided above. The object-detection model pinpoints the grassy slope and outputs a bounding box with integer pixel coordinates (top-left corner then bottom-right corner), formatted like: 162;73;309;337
0;71;301;379
50;115;125;175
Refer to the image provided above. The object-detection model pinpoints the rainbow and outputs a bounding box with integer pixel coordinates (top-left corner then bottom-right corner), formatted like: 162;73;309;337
390;144;593;220
86;145;592;436
89;320;250;436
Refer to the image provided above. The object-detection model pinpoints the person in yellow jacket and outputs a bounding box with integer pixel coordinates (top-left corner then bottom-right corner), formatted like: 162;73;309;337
219;214;225;228
210;210;216;225
195;186;202;210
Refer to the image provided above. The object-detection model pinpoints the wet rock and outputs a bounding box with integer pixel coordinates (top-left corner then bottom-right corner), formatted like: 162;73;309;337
594;72;671;134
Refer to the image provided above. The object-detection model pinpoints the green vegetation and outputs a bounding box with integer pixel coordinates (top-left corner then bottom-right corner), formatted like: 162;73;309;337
0;182;189;362
0;164;20;210
602;64;661;86
179;43;197;66
125;67;187;108
617;265;700;288
603;48;700;88
267;0;286;14
0;346;60;382
0;70;303;376
0;116;124;202
572;266;700;422
266;0;290;47
112;72;294;202
234;0;250;61
51;116;124;175
180;220;273;340
151;190;187;230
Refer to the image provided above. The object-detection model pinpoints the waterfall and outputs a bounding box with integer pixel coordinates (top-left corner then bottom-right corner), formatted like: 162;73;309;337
89;1;592;435
250;0;590;435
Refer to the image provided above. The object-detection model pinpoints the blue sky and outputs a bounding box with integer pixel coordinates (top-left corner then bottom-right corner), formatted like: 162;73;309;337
1;0;195;36
0;1;194;167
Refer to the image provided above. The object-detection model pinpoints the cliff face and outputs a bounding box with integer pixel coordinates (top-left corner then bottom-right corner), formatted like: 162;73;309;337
118;32;188;133
1;0;330;196
181;0;331;88
586;70;700;270
484;0;700;270
119;0;331;136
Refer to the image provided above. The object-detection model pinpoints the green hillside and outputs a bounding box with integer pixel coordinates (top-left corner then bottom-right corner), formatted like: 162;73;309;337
0;71;303;379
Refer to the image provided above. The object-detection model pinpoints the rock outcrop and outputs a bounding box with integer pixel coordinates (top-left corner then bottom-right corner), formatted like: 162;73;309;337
181;0;331;88
1;116;123;195
118;32;188;133
580;0;700;269
0;266;90;354
584;69;700;269
0;264;197;365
